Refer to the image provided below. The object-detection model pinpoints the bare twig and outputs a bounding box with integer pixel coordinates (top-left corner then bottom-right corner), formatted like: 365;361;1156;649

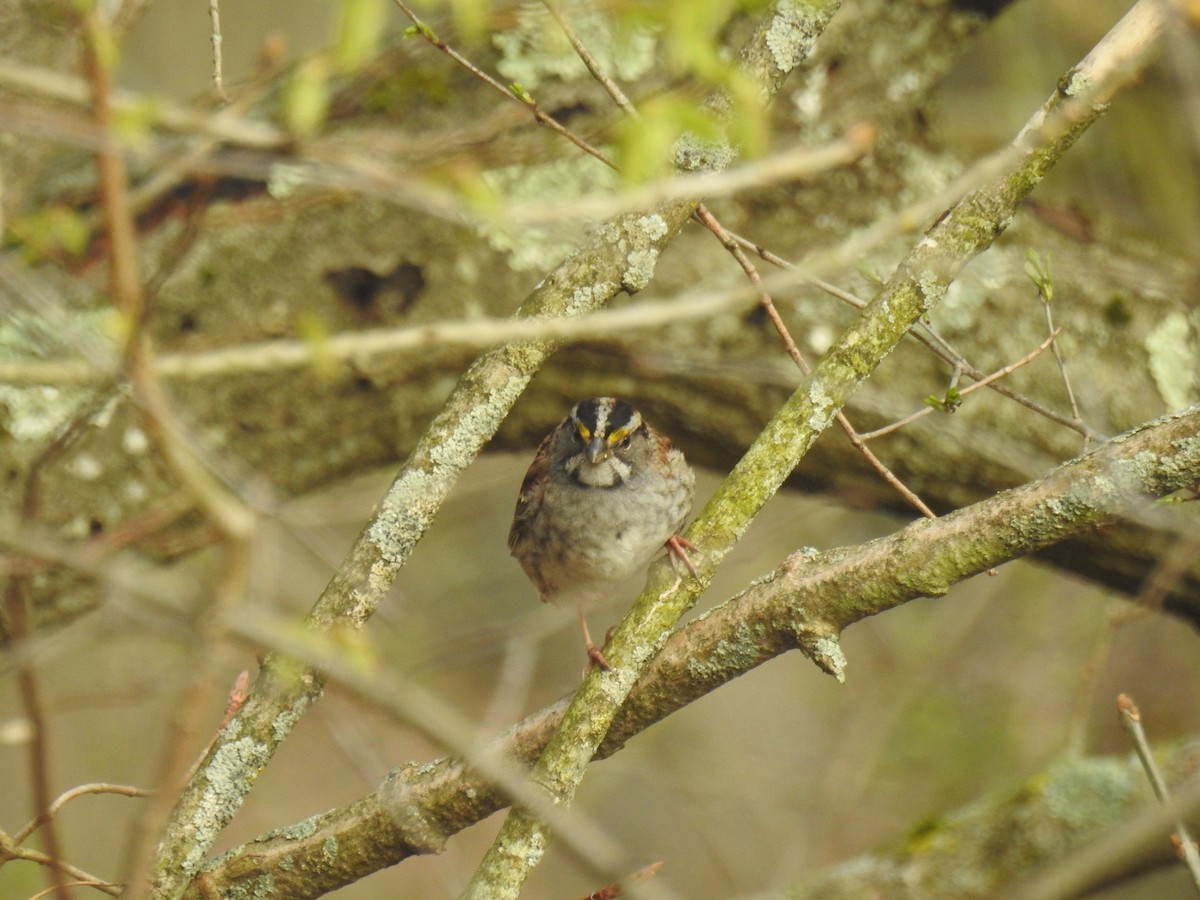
27;881;118;900
693;204;936;518
0;838;121;897
0;59;285;147
391;1;616;169
857;330;1062;441
208;0;228;103
15;783;154;846
542;0;638;117
1027;250;1089;448
505;131;872;224
81;9;144;339
1117;694;1200;892
1041;308;1075;420
3;580;69;900
0;282;761;386
732;235;1105;443
3;392;114;900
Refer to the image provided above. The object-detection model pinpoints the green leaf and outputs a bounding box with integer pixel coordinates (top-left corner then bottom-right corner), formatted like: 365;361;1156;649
8;206;90;262
114;97;158;149
448;0;488;44
1023;248;1053;302
616;95;726;184
86;15;119;71
924;387;963;413
284;56;332;136
296;312;339;380
333;0;387;72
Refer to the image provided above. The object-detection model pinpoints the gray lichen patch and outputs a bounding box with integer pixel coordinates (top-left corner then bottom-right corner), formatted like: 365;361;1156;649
184;735;273;873
493;3;658;90
0;384;92;443
810;634;847;682
672;133;738;174
766;1;821;74
1145;311;1198;410
480;157;618;271
621;247;660;293
322;835;339;862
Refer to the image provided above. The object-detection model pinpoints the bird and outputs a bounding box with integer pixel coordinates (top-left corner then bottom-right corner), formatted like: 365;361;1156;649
508;397;696;670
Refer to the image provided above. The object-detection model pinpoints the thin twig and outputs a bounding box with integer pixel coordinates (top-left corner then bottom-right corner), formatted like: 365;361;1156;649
0;59;285;147
0;841;121;897
80;9;145;342
1037;263;1088;448
1117;694;1200;891
731;233;1105;443
542;0;638;117
505;131;871;224
4;393;113;900
27;882;118;900
208;0;228;103
858;330;1062;441
837;418;937;518
391;1;616;169
3;580;69;900
15;783;154;846
694;204;937;518
0;282;761;386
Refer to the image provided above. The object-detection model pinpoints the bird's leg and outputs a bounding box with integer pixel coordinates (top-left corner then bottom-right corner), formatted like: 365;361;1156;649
665;534;699;578
579;609;612;671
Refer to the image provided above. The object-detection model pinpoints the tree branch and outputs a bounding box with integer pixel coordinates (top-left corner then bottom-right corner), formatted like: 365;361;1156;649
792;740;1200;899
191;401;1200;898
146;203;697;899
462;0;1170;894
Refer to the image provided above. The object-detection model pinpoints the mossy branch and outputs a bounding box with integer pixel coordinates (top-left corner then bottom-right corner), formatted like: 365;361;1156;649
191;401;1200;898
791;739;1200;899
145;202;695;899
147;0;830;895
461;1;1170;895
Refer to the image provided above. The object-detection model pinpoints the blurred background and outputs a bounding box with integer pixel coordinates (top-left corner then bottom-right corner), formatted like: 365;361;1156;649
3;0;1199;898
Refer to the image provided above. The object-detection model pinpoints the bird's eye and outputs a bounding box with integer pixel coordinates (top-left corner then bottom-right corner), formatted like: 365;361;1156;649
619;435;632;449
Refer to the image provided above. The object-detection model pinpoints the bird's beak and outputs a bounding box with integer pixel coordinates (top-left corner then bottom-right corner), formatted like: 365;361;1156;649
586;436;608;464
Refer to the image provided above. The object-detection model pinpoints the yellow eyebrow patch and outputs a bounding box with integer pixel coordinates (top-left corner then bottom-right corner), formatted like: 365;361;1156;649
575;421;593;441
606;425;633;445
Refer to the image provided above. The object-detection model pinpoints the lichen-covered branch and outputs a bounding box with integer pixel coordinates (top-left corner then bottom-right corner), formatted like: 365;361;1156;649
458;1;1169;895
461;0;846;894
789;739;1200;899
145;204;695;900
148;0;846;893
190;401;1200;898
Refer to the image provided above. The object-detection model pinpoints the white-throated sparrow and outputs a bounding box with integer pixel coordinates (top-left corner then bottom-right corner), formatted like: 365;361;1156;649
508;397;696;669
